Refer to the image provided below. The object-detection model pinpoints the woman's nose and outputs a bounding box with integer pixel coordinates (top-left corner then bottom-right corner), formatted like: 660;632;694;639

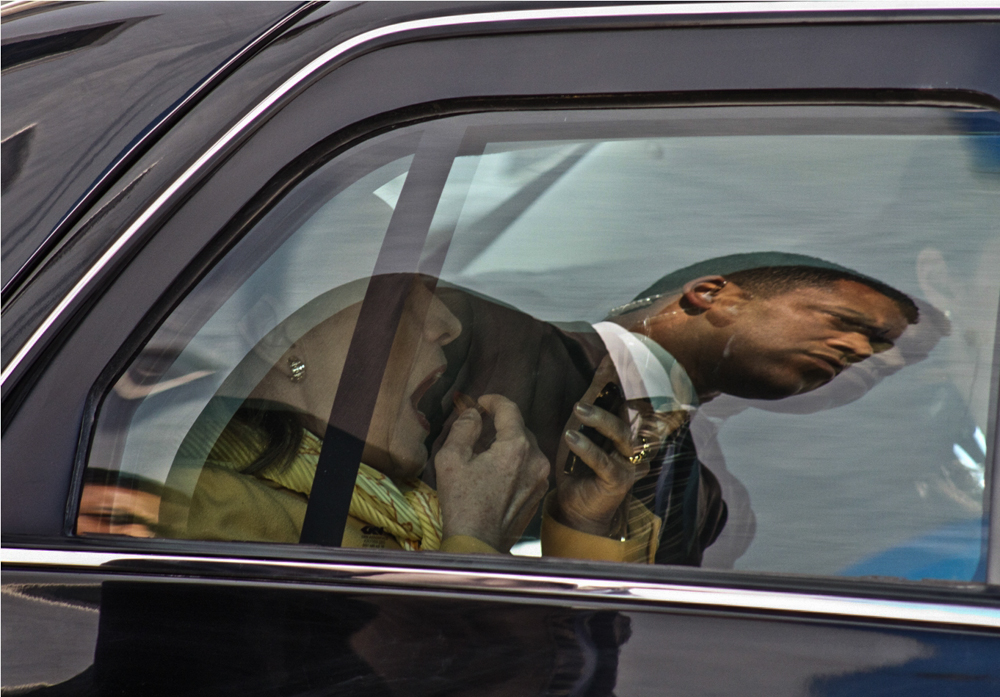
426;295;462;346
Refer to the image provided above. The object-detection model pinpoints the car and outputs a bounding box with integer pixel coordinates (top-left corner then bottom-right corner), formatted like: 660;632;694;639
3;1;999;694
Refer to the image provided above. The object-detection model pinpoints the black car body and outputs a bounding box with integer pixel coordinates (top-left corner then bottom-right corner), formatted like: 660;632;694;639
3;2;1000;695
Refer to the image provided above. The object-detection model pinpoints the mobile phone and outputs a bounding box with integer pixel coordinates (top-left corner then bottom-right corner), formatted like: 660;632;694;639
564;382;625;477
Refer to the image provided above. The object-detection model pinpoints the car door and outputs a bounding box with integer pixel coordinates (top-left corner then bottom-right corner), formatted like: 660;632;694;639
4;4;1000;695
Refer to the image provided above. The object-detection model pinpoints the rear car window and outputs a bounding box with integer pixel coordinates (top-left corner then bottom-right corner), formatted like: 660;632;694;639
81;105;1000;582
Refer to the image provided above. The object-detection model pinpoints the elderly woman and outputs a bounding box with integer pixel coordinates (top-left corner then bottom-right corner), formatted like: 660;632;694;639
168;275;551;554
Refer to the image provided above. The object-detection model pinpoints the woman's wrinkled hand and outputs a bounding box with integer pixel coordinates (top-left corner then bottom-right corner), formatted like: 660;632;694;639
435;394;551;552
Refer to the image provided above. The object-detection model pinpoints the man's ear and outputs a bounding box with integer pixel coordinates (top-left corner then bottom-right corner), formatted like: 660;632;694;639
680;276;730;313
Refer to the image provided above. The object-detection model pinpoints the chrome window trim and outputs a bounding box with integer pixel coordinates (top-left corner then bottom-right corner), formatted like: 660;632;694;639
3;547;998;629
4;0;1000;385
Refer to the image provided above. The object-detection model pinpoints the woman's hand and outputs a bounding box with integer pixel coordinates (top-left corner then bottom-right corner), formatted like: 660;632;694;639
435;394;551;552
551;358;647;538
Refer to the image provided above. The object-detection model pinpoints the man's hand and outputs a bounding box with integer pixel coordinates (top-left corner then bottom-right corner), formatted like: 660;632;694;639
435;394;551;552
551;357;687;538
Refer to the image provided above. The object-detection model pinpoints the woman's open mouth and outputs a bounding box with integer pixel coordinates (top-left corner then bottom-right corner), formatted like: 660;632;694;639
410;365;445;432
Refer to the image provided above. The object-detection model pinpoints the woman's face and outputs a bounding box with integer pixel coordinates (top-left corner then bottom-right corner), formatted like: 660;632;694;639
364;280;462;478
275;279;461;480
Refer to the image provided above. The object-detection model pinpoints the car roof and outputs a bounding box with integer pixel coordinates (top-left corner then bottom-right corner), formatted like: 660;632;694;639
1;0;299;292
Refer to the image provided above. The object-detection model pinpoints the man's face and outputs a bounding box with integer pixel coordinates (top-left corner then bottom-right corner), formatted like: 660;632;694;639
77;484;160;537
710;280;910;400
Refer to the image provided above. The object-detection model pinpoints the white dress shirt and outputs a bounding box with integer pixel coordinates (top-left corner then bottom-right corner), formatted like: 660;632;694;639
591;321;698;415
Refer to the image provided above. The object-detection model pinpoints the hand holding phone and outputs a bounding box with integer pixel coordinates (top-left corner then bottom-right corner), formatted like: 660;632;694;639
563;382;625;477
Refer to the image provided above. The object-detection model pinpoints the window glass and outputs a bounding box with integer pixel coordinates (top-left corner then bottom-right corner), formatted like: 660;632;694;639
82;106;999;583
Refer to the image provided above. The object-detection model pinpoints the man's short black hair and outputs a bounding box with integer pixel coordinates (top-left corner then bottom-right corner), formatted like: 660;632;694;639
724;265;919;325
629;251;919;325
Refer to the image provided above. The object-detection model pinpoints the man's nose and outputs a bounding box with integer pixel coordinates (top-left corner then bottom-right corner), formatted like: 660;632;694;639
426;295;462;346
831;332;874;363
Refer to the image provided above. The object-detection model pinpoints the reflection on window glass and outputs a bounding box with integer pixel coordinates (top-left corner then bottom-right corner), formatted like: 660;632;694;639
83;106;999;583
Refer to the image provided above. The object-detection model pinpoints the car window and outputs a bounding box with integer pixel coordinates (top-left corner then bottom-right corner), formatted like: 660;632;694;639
81;105;999;583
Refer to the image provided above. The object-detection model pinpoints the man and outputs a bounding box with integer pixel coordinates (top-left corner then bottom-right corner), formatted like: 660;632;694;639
546;256;919;563
427;252;920;565
76;468;163;538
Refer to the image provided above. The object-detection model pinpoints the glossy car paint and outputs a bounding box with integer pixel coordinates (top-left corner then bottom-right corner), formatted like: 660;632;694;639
0;1;301;293
3;3;999;695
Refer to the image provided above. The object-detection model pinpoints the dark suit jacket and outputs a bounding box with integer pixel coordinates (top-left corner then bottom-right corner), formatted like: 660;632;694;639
424;286;727;566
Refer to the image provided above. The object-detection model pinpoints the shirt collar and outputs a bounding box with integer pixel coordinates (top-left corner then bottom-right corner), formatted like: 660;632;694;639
592;321;698;413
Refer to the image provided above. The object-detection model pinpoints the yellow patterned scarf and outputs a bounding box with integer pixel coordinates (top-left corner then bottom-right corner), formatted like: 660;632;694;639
208;423;443;551
348;462;443;551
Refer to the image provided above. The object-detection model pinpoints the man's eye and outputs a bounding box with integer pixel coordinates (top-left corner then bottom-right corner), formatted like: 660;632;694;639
828;313;892;351
870;339;894;353
105;512;150;527
829;314;862;331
